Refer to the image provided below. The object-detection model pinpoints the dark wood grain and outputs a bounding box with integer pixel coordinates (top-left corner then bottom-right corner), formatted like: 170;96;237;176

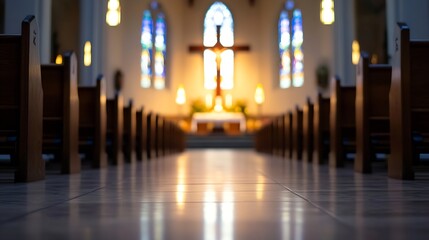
355;52;391;173
0;16;44;182
329;77;356;168
106;93;124;165
41;52;80;174
303;98;314;163
78;76;107;168
122;100;135;162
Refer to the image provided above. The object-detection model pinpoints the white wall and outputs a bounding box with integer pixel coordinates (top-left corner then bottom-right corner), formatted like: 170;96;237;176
387;0;429;63
5;0;51;63
103;0;335;115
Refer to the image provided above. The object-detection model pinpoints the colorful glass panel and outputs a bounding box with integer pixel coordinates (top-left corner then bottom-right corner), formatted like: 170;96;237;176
154;13;166;89
141;10;153;88
279;2;304;88
292;9;304;87
279;11;291;89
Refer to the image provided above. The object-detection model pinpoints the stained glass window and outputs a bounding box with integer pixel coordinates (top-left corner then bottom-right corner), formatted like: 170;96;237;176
279;1;304;89
154;14;166;89
279;11;291;89
204;1;234;90
140;3;167;89
141;10;153;88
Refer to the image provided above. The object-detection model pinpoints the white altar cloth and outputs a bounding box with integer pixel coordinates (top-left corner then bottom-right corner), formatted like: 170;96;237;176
191;112;246;132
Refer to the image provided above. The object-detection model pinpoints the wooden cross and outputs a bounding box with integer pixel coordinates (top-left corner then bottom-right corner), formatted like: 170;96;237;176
189;25;250;97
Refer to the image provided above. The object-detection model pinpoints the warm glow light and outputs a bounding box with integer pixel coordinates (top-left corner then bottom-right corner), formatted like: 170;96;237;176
256;175;265;200
214;96;223;112
254;83;265;105
225;94;232;108
175;84;186;105
352;40;360;65
204;50;217;89
205;94;213;109
84;41;91;67
176;156;187;211
204;190;217;240
106;0;121;26
320;0;335;25
220;50;234;89
371;54;378;64
55;54;63;64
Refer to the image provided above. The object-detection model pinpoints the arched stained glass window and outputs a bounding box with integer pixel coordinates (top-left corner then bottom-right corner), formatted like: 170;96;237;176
141;10;153;88
204;1;234;90
154;14;166;89
279;11;291;89
279;1;304;89
140;2;167;89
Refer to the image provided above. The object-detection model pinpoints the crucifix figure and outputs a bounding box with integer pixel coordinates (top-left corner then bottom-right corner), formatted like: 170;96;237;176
189;25;250;99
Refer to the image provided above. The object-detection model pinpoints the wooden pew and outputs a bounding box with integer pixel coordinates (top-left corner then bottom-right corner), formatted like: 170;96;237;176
78;75;107;168
278;114;285;157
285;112;293;159
270;117;282;155
0;15;44;182
271;118;278;155
106;93;124;165
268;122;274;154
355;52;391;173
163;119;170;156
146;112;155;159
155;114;164;157
41;51;80;174
135;107;146;161
302;98;314;163
329;77;356;168
122;100;136;162
292;106;303;160
313;94;330;164
389;23;429;179
255;123;270;153
177;124;186;153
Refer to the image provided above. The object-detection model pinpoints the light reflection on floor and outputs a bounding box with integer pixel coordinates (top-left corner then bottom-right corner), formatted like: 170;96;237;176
1;149;429;239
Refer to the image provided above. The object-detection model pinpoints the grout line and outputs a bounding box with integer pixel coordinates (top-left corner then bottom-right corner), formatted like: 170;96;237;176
0;186;106;226
257;170;356;231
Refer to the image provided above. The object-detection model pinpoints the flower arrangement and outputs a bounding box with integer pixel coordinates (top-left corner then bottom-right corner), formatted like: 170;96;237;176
189;97;247;116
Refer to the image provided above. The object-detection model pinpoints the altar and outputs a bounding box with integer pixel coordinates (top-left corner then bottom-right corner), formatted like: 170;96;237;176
191;112;246;133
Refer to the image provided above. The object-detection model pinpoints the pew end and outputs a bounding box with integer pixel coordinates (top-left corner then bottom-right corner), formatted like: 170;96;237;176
78;76;108;168
389;23;429;179
0;15;44;182
41;51;80;174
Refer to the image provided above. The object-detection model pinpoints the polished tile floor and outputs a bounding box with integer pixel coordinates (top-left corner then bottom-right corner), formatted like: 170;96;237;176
1;149;429;240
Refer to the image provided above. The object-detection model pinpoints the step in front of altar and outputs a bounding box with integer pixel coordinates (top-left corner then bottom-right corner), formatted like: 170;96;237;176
186;134;254;149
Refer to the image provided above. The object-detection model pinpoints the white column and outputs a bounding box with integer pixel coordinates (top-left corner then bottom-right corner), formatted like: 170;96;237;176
38;0;52;64
79;0;93;86
79;0;106;86
333;0;355;86
5;0;51;63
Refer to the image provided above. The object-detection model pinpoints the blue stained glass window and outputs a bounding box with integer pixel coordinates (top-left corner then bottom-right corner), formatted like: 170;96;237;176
279;1;304;89
141;5;167;89
141;10;153;88
292;9;304;87
279;11;291;89
154;14;166;89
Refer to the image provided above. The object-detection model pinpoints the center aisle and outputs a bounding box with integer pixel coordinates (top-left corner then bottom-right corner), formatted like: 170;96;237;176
1;149;429;239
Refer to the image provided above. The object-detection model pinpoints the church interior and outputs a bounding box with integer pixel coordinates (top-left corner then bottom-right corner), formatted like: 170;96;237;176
1;0;429;239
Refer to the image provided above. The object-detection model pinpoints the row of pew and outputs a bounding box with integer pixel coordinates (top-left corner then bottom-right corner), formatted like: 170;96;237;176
0;16;185;182
255;22;429;180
